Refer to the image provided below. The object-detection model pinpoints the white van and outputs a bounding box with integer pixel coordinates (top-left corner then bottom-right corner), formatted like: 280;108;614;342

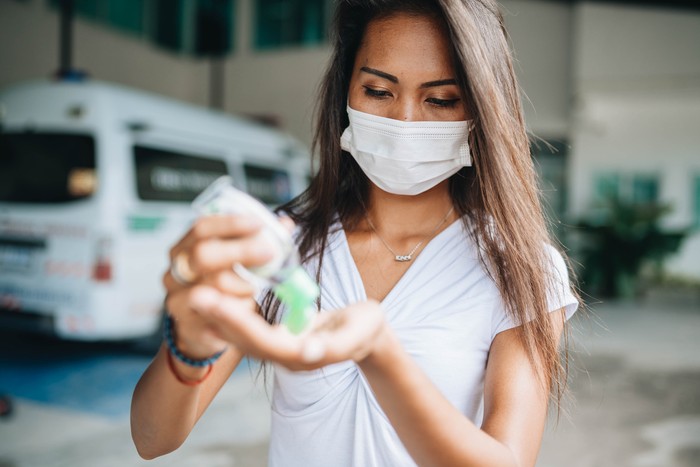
0;79;310;343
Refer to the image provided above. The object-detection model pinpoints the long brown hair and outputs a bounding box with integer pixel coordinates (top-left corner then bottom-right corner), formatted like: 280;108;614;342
263;0;576;402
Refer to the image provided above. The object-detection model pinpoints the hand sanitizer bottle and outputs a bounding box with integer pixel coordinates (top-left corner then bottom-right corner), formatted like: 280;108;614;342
192;176;318;334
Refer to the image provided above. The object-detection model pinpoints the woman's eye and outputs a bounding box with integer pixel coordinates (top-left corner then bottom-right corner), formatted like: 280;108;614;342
426;97;460;108
363;86;392;99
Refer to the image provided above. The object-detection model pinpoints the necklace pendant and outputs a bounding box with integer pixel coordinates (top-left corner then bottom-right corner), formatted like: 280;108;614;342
395;255;412;262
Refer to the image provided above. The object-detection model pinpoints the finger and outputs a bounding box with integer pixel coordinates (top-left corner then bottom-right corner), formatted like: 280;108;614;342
278;216;296;235
166;285;249;347
169;214;264;262
163;267;187;295
199;270;257;297
189;214;265;244
164;264;258;300
165;285;219;321
300;337;327;364
301;301;384;365
195;292;304;363
188;236;275;277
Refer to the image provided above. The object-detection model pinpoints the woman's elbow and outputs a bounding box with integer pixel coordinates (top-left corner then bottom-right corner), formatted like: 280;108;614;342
135;445;159;461
131;423;184;460
133;436;182;461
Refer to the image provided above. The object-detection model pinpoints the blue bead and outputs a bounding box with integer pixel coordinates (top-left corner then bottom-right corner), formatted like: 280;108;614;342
163;313;226;367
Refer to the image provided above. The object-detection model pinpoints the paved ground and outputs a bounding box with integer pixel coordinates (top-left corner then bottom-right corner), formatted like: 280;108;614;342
539;299;700;467
0;298;698;467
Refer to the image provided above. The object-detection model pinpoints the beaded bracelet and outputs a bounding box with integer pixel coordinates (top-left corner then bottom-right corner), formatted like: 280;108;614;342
165;349;213;386
163;313;227;367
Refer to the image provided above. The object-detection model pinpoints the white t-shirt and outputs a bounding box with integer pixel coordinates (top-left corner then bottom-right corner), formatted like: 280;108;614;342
267;217;578;467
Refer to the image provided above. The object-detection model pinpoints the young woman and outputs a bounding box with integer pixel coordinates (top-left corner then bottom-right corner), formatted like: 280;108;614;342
131;1;579;466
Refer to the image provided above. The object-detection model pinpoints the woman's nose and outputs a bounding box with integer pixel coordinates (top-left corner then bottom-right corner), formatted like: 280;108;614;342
388;99;419;122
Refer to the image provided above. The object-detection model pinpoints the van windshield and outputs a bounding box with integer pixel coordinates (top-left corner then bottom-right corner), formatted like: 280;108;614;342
0;132;96;203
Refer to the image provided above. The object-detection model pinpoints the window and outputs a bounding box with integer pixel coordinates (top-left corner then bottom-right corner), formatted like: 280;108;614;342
49;0;234;56
254;0;328;50
0;132;96;203
134;146;228;202
50;0;146;35
153;0;183;51
594;173;620;203
243;163;291;205
593;172;659;205
99;0;146;35
194;0;234;56
631;175;659;204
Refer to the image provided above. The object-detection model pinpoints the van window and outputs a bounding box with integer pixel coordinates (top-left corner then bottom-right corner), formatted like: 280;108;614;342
134;145;228;202
0;132;96;203
243;163;291;205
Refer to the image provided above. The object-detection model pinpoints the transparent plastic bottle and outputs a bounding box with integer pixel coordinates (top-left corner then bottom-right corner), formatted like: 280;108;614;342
192;176;319;334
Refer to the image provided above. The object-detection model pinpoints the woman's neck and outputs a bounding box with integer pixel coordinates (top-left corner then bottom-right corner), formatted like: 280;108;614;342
363;181;457;240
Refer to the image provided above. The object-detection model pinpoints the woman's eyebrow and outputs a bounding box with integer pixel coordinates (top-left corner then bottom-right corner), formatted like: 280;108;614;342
420;78;457;88
359;67;457;89
360;67;398;83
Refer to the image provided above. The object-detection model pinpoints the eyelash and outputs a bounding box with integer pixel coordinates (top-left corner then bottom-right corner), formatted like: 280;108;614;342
362;86;460;109
363;87;391;99
426;98;460;109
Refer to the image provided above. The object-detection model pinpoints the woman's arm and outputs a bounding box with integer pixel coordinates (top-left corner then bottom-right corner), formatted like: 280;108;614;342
130;343;244;459
130;213;275;459
358;309;567;467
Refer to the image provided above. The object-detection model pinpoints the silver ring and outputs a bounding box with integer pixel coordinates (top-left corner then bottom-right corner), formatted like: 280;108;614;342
170;251;197;286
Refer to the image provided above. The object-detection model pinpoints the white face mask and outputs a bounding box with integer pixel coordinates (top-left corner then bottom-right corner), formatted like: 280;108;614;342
340;105;472;196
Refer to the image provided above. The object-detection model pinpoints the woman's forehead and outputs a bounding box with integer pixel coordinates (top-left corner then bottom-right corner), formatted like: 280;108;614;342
356;13;456;83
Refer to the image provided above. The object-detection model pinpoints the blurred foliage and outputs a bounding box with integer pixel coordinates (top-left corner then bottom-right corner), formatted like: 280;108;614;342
575;198;688;299
658;274;700;289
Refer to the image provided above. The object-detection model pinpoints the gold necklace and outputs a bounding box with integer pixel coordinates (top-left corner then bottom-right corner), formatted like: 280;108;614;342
365;207;455;262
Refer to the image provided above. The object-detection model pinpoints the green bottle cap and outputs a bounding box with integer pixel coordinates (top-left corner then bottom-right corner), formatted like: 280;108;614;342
273;266;320;335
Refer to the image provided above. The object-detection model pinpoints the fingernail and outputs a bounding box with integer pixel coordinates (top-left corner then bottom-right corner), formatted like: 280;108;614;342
242;216;263;229
301;338;325;363
252;243;275;259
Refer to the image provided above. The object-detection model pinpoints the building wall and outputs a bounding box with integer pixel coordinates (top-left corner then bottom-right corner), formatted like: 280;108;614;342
223;0;576;146
570;2;700;278
1;0;698;278
0;0;211;106
500;0;574;138
0;0;574;147
574;2;700;89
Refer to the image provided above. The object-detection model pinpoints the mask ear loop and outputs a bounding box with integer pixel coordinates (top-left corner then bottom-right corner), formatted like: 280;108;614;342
460;121;475;166
459;143;472;166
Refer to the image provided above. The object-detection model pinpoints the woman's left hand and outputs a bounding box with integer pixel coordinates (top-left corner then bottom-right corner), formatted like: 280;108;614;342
187;288;387;370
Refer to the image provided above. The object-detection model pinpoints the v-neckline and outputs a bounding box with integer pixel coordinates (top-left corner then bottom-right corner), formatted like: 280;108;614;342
337;217;463;305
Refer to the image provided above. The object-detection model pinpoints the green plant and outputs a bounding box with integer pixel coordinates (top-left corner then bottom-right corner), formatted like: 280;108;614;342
575;198;688;299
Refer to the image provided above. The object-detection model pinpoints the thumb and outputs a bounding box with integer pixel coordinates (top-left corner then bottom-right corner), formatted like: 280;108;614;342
278;215;296;235
300;336;326;363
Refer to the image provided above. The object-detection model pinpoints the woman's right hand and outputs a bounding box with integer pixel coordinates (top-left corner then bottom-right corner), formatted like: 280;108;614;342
161;214;276;360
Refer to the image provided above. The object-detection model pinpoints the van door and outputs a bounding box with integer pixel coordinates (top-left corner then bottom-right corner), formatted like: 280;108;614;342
0;131;99;332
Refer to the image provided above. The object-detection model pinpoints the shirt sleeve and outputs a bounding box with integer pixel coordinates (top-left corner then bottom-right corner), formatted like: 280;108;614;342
492;244;579;338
